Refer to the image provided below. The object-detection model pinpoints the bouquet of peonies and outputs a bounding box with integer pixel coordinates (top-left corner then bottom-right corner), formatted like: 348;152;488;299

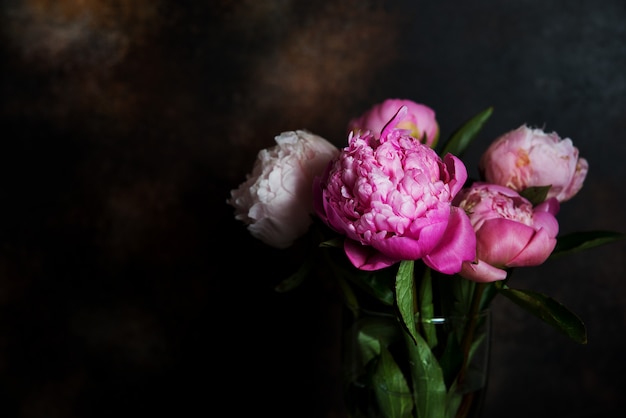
227;99;623;418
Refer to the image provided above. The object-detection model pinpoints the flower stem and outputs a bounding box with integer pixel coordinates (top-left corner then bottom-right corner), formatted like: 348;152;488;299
455;282;487;418
418;267;437;347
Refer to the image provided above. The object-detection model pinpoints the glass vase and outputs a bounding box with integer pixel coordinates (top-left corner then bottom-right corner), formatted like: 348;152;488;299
341;308;491;418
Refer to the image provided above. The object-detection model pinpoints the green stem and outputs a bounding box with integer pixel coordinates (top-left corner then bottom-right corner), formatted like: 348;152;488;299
455;282;486;418
418;267;438;347
461;282;486;366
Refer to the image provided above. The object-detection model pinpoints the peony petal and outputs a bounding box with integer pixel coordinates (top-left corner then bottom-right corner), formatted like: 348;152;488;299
507;228;557;267
561;157;588;201
442;153;468;197
532;210;560;238
535;197;560;216
348;99;440;148
475;218;534;265
423;207;477;274
460;259;508;283
480;125;587;202
373;220;446;261
380;106;409;139
344;238;398;270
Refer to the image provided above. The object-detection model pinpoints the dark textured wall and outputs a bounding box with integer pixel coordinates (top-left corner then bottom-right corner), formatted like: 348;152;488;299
1;1;625;417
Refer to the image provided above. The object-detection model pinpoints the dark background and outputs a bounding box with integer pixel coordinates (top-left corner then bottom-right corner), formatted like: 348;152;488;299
1;1;625;417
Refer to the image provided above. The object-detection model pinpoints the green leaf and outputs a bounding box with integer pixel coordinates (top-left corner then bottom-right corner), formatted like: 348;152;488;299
319;237;344;248
396;260;418;345
403;328;447;418
479;281;499;311
439;107;493;158
519;185;551;205
495;282;587;344
550;230;626;259
444;328;489;418
274;256;313;292
444;380;463;418
373;346;414;418
353;316;401;365
436;323;464;388
434;273;475;318
348;268;396;306
323;247;396;305
418;268;437;348
451;275;475;316
336;275;360;318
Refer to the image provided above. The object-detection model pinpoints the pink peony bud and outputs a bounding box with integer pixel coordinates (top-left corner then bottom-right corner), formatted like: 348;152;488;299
314;106;475;273
228;130;339;248
453;182;560;282
347;98;440;148
479;125;588;202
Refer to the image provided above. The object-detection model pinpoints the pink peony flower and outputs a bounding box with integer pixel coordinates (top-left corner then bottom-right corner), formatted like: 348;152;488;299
453;182;560;282
314;106;475;273
479;125;588;202
347;98;440;148
228;130;339;248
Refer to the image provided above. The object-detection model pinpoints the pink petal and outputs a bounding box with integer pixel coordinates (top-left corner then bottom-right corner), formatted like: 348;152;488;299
535;197;560;216
380;106;408;139
442;153;468;197
344;238;398;271
423;207;476;274
507;228;556;267
532;210;559;238
376;220;447;260
460;260;508;282
476;218;534;265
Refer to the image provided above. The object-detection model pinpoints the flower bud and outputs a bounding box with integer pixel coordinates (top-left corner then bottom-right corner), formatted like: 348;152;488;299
347;98;440;148
453;182;560;282
479;125;588;202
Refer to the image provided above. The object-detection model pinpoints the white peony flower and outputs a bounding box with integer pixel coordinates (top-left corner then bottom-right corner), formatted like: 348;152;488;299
228;130;339;248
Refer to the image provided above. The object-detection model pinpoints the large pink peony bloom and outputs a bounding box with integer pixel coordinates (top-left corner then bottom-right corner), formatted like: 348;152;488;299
479;125;588;202
314;106;475;273
228;130;339;248
453;182;560;282
347;98;440;148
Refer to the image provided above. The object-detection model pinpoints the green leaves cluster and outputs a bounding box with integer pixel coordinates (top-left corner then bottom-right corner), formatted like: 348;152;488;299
342;261;491;418
335;224;624;418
